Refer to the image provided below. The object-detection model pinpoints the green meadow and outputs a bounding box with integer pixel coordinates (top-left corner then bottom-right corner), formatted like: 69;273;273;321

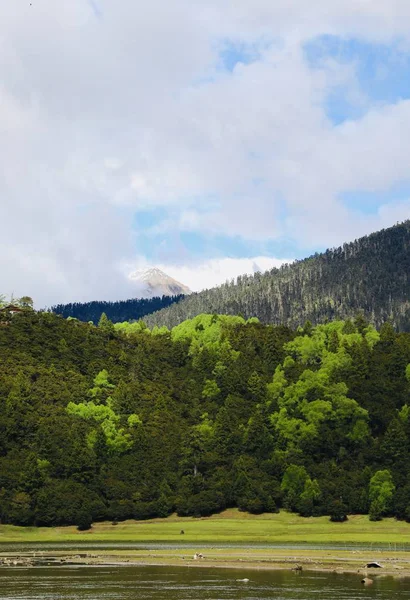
1;510;410;546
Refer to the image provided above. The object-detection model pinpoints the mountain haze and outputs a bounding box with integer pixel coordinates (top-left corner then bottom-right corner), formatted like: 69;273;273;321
144;221;410;331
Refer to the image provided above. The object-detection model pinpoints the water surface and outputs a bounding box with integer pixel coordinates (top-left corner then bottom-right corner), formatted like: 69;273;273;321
1;541;409;552
0;565;408;600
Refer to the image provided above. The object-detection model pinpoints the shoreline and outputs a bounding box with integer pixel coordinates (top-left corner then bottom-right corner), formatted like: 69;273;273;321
1;547;410;578
2;511;410;578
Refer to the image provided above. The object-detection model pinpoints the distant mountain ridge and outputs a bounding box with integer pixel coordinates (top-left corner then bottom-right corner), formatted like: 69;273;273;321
129;267;192;298
144;221;410;331
50;268;190;324
50;294;185;325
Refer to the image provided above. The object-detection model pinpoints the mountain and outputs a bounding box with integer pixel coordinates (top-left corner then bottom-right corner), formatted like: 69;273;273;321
144;221;410;331
129;267;192;298
49;268;191;324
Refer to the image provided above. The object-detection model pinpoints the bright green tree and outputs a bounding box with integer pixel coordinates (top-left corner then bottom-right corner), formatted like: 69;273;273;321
281;464;308;511
98;312;114;333
369;470;395;520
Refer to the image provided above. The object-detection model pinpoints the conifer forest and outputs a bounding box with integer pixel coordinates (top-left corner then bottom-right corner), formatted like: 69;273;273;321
1;307;410;528
145;221;410;332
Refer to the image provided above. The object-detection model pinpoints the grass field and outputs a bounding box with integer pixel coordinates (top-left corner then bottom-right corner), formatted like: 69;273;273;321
1;509;410;546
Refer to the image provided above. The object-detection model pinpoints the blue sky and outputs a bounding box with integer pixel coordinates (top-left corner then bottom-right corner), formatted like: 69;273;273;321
132;34;410;267
2;1;410;303
305;36;410;122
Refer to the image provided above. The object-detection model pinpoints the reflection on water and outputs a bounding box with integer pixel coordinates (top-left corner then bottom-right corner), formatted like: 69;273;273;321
0;566;408;600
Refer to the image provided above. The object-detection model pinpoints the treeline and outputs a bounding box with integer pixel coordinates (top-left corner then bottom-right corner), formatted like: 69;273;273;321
1;309;410;528
49;294;185;324
144;220;410;332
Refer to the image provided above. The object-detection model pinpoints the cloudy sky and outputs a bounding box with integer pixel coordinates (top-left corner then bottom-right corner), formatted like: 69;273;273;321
2;1;410;306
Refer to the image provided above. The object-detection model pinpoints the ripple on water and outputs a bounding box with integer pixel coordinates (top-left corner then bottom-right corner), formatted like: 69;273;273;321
0;566;409;600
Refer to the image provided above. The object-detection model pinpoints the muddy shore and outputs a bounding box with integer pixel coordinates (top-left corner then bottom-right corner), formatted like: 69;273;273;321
1;547;410;578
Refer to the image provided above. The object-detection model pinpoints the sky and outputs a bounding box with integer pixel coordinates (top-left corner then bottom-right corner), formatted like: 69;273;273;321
2;1;410;306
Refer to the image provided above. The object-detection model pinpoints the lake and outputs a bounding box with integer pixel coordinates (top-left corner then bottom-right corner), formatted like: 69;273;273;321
0;565;408;600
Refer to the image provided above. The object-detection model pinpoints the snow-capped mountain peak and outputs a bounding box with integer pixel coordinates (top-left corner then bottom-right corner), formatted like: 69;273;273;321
129;267;192;298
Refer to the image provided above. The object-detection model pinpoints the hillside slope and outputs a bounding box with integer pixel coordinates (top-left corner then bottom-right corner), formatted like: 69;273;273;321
145;221;410;331
2;310;410;526
50;294;185;324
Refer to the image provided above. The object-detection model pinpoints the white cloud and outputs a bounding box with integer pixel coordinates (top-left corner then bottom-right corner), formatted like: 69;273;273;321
2;1;410;305
154;256;293;292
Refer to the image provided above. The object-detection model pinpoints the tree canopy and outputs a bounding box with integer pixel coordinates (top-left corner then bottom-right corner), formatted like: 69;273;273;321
1;309;410;527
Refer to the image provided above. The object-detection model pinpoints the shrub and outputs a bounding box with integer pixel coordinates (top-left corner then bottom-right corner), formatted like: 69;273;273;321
76;512;92;531
329;500;348;522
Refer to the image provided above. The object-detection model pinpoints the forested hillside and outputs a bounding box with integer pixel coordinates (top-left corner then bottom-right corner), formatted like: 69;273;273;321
49;294;185;324
1;309;410;527
145;221;410;331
